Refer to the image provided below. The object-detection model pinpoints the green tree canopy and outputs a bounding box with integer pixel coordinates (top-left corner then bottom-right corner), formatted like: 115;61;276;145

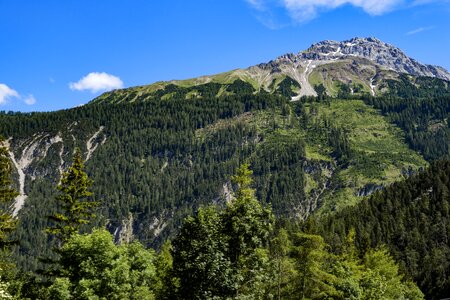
47;148;98;244
48;228;157;300
172;164;275;299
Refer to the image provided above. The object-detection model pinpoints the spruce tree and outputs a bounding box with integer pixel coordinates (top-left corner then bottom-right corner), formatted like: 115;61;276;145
47;148;97;244
222;163;274;298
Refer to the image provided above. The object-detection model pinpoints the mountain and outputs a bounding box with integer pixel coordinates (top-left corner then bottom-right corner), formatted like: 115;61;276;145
1;37;449;278
301;37;450;80
92;37;450;103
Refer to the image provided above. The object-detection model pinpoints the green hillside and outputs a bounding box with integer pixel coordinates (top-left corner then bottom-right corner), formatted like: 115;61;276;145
0;69;449;298
0;83;436;270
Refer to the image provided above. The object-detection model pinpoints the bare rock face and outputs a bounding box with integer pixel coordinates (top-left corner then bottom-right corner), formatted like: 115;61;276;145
300;37;450;80
245;37;450;99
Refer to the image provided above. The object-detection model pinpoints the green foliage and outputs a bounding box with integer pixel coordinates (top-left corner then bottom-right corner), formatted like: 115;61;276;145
314;83;327;99
250;129;306;217
291;232;338;299
0;140;20;299
48;228;156;300
269;229;297;299
0;272;12;300
172;206;233;299
172;164;275;299
223;164;274;298
47;149;98;244
225;79;255;95
302;98;425;213
153;242;177;300
383;74;450;99
360;248;423;300
5;93;291;272
318;160;450;299
226;164;274;260
0;74;448;298
0;138;18;250
364;92;450;160
272;77;301;98
328;245;424;300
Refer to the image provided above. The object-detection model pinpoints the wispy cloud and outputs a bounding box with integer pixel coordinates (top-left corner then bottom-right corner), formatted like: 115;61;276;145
406;26;435;35
24;94;36;105
0;84;37;106
69;72;124;93
0;84;19;105
284;0;402;22
246;0;447;23
246;0;290;29
246;0;266;10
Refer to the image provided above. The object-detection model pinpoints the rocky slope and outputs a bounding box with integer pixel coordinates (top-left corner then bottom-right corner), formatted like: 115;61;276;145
301;37;450;80
93;37;450;103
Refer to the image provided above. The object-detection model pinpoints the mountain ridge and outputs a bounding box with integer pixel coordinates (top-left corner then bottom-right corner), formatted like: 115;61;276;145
92;37;450;104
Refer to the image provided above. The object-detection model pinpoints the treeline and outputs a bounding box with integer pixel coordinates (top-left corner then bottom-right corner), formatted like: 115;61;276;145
331;74;450;161
364;94;450;160
363;74;450;160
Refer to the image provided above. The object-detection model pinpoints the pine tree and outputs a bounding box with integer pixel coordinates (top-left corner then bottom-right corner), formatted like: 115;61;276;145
223;163;274;298
172;164;275;299
47;148;97;244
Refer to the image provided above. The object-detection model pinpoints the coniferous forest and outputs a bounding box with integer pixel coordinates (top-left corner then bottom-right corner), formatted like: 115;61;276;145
0;75;449;299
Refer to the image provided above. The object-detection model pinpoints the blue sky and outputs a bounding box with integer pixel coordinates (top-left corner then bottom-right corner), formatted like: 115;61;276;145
1;0;449;112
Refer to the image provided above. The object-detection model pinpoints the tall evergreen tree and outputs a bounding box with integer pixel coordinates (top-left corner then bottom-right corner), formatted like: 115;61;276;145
172;164;275;299
47;148;98;244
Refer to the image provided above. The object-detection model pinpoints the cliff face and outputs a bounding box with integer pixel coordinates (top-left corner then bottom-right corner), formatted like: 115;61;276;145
300;37;450;80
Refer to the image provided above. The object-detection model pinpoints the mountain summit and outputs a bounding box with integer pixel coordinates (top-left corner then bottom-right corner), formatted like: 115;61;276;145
300;37;450;80
94;37;450;103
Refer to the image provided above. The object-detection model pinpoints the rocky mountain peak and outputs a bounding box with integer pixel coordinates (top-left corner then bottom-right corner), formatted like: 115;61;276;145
299;37;450;80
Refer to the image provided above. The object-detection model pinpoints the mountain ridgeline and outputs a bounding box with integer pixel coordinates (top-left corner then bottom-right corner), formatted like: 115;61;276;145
1;37;450;298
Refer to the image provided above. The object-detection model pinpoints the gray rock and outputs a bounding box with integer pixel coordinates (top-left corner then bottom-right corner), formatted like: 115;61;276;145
298;37;450;80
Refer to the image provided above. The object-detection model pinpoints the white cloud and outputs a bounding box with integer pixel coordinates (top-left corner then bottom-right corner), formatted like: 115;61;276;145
0;84;19;105
246;0;266;10
246;0;446;23
24;94;36;105
69;72;124;93
406;26;434;35
282;0;403;22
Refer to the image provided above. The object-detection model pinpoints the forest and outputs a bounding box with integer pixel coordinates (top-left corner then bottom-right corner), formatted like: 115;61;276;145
0;151;429;299
0;76;449;299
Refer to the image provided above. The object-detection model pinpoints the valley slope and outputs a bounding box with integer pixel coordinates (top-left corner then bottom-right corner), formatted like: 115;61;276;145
1;37;450;275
